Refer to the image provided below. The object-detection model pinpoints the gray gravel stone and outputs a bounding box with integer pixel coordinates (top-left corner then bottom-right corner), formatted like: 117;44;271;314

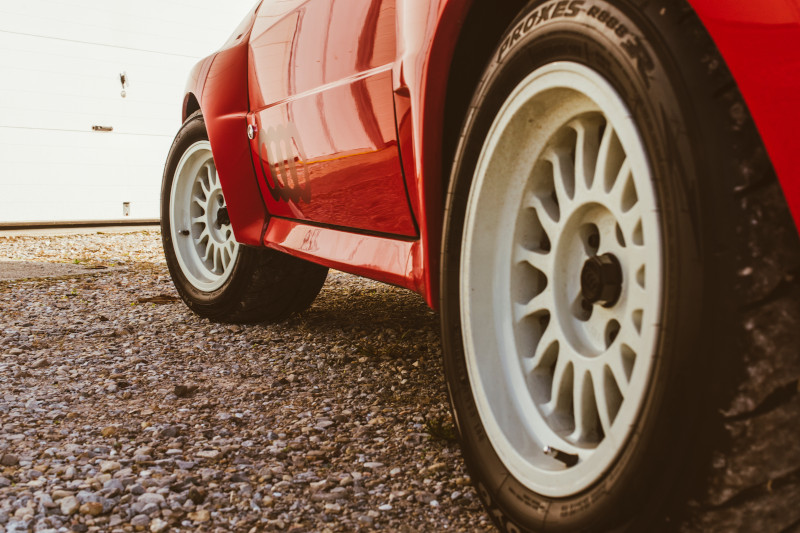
58;496;78;516
137;493;165;506
149;517;168;532
5;520;31;533
130;514;150;527
37;494;55;509
50;491;73;501
140;503;159;516
0;455;19;467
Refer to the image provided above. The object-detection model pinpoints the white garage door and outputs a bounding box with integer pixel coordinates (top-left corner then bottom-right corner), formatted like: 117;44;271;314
0;0;256;225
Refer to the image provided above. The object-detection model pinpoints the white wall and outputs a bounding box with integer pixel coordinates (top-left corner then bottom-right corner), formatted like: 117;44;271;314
0;0;257;224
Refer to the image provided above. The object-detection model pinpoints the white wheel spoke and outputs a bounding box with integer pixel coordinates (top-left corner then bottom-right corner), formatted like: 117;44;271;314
524;326;558;375
205;244;214;269
213;246;222;273
545;148;575;208
205;163;218;189
570;116;601;195
607;159;631;209
617;324;643;352
605;347;632;395
191;195;207;210
201;240;213;262
515;245;552;272
568;370;592;442
589;304;618;335
523;190;560;238
199;175;211;198
593;123;615;189
618;210;643;246
541;354;572;417
515;287;554;323
591;368;613;438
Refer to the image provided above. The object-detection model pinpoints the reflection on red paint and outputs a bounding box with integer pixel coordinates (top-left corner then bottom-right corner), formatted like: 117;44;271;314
247;0;417;236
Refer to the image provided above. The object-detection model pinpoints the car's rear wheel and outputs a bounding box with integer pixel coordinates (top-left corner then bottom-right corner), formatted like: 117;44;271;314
440;1;772;530
162;111;328;323
168;139;239;293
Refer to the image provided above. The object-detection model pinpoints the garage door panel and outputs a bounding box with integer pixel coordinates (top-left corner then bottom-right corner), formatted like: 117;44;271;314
0;130;170;167
0;0;257;224
1;128;166;224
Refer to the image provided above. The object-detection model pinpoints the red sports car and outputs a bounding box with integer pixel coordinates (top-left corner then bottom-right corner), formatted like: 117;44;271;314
161;0;800;530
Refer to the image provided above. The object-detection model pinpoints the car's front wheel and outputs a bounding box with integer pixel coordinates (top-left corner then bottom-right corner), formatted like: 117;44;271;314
161;111;328;323
441;1;767;530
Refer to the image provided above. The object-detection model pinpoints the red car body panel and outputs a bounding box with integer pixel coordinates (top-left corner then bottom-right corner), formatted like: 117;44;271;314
391;0;474;307
264;217;423;292
689;0;800;229
185;6;268;247
187;0;800;307
245;0;418;236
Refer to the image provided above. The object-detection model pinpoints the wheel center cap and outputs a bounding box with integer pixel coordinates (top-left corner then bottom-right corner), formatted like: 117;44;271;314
580;253;622;307
216;206;230;228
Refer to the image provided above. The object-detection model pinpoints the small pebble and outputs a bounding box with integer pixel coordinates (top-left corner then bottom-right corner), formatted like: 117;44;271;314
130;514;150;527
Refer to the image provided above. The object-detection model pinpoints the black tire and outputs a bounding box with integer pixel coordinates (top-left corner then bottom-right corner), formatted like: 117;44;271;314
161;111;328;324
440;1;797;531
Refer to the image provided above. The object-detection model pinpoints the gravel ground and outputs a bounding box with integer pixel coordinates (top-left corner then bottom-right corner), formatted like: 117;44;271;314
0;230;493;532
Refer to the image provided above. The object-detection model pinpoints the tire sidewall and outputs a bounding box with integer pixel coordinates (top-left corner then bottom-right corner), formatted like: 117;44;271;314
441;1;710;531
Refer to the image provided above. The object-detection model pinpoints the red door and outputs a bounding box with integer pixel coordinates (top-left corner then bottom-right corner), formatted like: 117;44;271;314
246;0;417;237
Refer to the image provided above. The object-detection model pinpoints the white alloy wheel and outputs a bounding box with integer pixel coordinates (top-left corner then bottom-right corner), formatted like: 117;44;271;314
460;62;663;497
169;141;239;292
